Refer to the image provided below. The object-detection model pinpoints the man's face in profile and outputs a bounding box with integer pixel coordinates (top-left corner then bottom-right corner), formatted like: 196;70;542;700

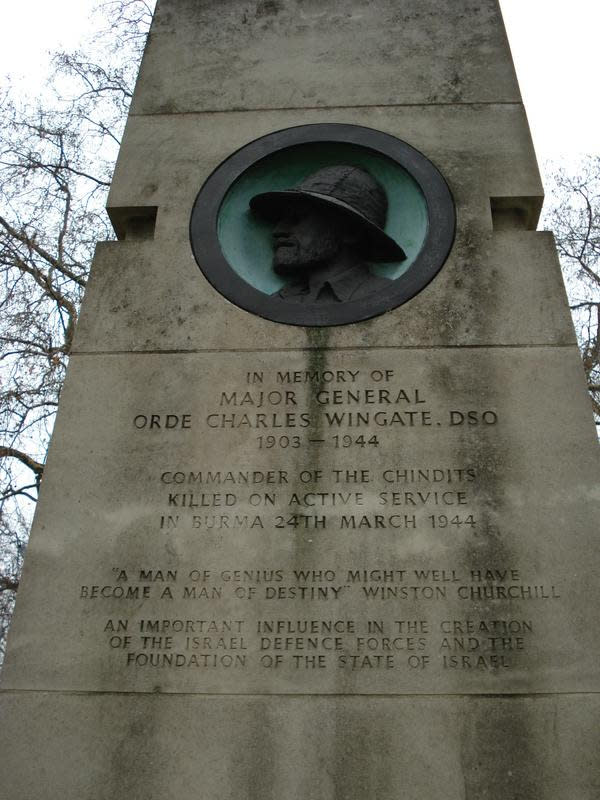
271;199;340;276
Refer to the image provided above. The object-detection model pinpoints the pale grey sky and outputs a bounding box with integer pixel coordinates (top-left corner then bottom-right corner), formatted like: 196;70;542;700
1;0;598;161
499;0;599;159
1;0;99;83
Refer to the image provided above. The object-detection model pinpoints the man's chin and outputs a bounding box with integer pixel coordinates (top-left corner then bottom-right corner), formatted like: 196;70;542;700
273;259;308;277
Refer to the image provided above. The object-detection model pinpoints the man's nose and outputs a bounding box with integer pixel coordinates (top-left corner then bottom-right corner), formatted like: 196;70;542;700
273;218;292;236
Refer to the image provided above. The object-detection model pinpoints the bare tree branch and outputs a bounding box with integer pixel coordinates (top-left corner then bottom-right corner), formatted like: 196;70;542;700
0;448;44;479
0;576;19;593
542;156;600;429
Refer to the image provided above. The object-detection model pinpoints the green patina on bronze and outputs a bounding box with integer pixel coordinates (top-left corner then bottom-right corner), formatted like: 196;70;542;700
217;142;428;295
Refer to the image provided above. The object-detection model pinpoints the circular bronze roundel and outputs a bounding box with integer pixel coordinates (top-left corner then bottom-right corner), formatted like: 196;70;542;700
190;124;455;327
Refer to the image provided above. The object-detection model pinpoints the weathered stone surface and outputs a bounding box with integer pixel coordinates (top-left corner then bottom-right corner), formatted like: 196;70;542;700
108;103;542;235
2;0;599;797
2;346;597;694
1;692;600;799
73;230;574;354
131;0;521;114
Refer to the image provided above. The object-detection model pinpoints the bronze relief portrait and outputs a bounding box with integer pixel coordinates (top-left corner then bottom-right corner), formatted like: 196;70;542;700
250;165;406;305
190;124;455;326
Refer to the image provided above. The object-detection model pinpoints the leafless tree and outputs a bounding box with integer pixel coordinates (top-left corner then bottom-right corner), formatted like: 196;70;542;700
542;157;600;425
0;0;154;665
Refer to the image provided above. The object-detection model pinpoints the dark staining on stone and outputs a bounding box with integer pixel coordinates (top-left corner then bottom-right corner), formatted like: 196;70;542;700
444;70;463;104
233;701;275;798
448;219;500;344
450;360;522;674
107;700;162;797
305;327;331;448
255;0;283;17
284;327;330;569
461;697;541;800
142;182;159;198
422;348;513;629
430;362;458;396
331;703;395;800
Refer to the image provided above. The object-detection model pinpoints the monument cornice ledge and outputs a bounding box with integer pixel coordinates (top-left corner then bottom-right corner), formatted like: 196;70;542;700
68;343;582;357
2;688;600;698
128;101;527;118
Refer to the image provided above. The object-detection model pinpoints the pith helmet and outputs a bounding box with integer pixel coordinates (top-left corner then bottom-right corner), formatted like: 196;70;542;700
250;165;406;262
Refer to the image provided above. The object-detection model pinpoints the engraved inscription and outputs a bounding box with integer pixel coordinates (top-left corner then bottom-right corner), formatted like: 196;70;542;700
63;350;578;695
85;564;558;677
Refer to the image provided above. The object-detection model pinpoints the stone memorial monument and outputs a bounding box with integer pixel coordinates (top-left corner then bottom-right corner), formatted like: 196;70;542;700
1;0;599;797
